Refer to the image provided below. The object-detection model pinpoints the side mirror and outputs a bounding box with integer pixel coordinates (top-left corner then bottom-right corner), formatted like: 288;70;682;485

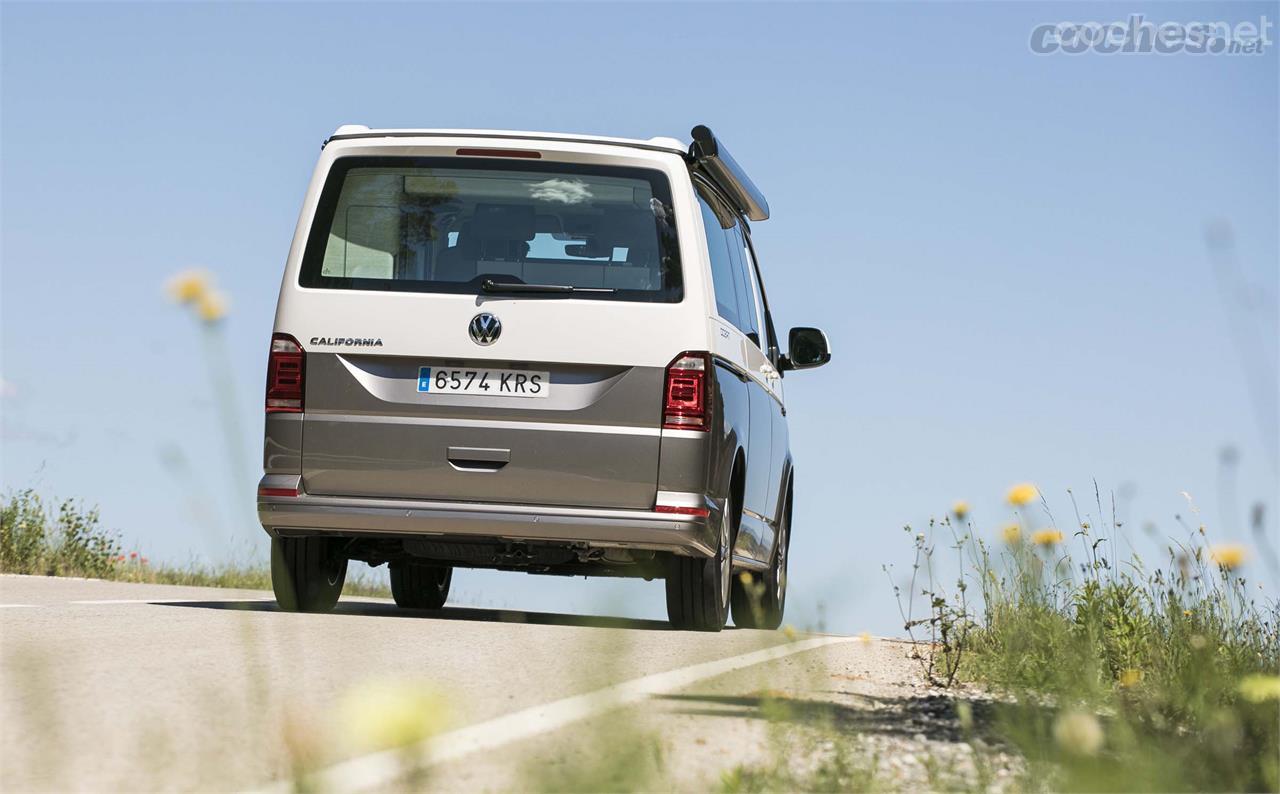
780;327;831;371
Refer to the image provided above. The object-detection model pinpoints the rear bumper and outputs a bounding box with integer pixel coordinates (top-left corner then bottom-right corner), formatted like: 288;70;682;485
257;478;717;558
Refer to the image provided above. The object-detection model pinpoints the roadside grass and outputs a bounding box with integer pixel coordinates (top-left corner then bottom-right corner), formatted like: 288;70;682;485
892;485;1280;792
717;484;1279;793
0;489;392;598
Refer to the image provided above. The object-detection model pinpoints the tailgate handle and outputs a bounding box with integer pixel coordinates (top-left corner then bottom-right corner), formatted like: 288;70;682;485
447;446;510;472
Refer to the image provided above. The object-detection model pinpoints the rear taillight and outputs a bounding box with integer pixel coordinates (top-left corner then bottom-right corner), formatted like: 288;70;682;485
266;334;304;413
663;352;711;431
257;486;299;498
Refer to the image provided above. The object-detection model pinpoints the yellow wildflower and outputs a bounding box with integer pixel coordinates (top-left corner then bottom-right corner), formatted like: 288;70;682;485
1006;482;1039;507
1238;675;1280;703
1001;523;1022;545
195;290;229;323
1118;668;1144;687
738;571;753;586
166;269;210;304
1031;528;1064;547
1053;709;1103;756
857;632;872;645
1208;543;1249;570
782;624;798;642
952;501;970;520
339;678;448;750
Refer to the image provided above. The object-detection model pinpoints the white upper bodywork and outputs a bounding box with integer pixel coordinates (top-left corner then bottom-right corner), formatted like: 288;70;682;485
274;128;782;403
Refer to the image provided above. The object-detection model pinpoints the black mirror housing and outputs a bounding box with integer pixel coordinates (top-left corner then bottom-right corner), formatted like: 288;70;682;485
781;327;831;371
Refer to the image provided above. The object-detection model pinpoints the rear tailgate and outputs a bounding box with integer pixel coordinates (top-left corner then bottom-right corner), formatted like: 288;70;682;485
301;351;664;509
278;144;709;509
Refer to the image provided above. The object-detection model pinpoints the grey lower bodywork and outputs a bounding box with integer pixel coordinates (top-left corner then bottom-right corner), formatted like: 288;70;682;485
258;481;718;559
299;354;667;509
259;350;790;577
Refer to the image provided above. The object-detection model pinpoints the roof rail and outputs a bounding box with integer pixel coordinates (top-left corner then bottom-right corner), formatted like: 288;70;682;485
688;125;769;222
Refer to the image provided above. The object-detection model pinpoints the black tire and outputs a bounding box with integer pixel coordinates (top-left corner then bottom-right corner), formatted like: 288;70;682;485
271;536;347;613
665;493;735;631
390;561;452;610
732;504;789;630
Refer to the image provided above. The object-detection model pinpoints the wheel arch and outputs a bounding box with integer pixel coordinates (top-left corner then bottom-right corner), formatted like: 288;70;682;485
775;456;795;528
773;458;795;557
728;447;747;535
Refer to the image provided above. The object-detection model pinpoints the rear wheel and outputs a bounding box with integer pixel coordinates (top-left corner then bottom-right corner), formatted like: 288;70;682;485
390;561;452;610
731;506;788;630
271;536;347;613
665;493;734;631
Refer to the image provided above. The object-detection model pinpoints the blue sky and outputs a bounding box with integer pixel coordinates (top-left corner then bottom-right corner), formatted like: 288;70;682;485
2;2;1276;635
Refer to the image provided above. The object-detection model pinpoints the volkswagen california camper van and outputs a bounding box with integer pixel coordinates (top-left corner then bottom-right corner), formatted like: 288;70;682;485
259;125;830;631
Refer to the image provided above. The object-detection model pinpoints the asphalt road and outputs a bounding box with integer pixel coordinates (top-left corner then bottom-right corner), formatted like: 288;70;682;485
0;574;961;792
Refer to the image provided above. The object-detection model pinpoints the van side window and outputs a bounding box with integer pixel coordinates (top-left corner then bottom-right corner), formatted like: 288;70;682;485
741;236;780;360
726;224;762;347
697;194;742;330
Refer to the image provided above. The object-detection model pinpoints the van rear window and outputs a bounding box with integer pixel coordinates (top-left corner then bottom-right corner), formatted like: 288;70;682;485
299;157;682;302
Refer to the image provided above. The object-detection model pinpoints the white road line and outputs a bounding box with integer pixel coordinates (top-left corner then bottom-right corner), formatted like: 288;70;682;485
69;597;275;605
247;634;855;794
3;596;396;609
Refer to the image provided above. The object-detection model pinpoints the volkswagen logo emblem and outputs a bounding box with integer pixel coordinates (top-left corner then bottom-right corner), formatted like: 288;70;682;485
468;313;502;346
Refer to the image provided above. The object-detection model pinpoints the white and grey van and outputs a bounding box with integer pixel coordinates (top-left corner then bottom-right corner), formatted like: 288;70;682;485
258;125;830;631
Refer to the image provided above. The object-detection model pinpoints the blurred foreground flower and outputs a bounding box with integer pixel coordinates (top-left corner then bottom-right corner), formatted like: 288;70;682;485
1031;528;1063;547
166;268;228;324
195;290;228;322
339;679;449;751
1001;523;1021;545
1006;482;1039;507
166;268;210;303
951;501;970;521
1208;543;1249;570
1118;668;1144;688
1238;674;1280;703
1053;709;1103;756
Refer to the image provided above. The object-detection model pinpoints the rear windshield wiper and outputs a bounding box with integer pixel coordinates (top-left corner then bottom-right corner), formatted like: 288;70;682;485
481;278;617;295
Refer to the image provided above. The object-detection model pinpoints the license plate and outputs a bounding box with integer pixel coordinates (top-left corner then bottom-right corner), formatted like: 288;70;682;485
417;367;550;398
